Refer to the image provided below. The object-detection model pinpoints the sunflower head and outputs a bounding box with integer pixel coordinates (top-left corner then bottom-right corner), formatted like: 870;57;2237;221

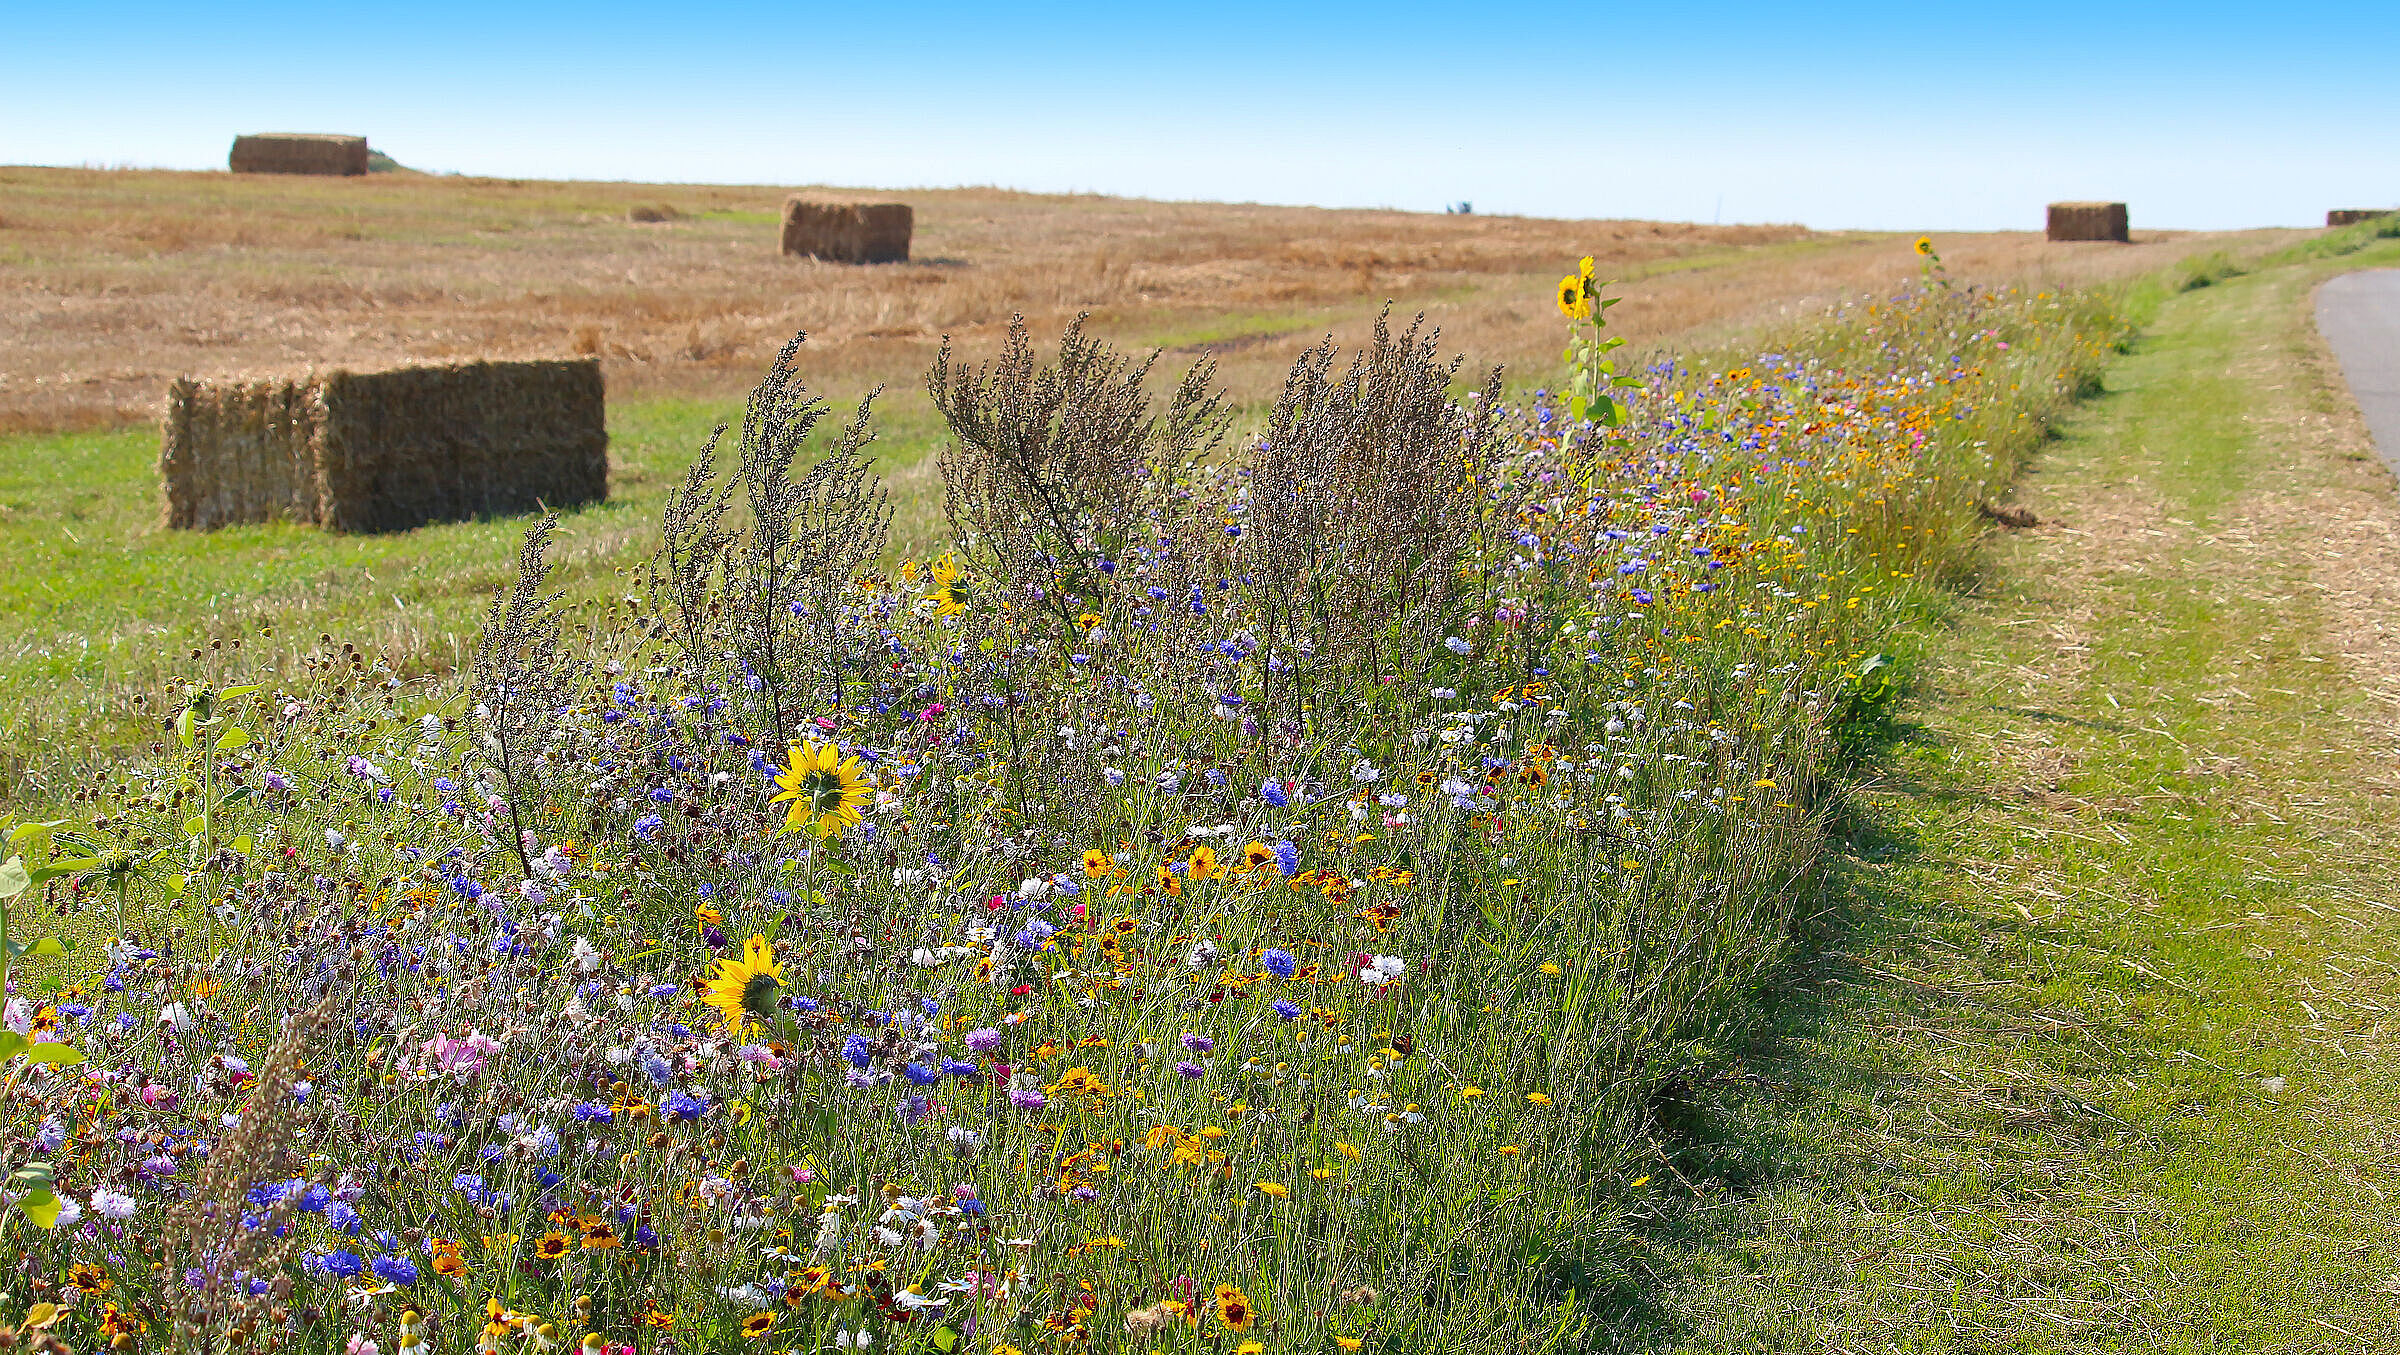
769;740;872;838
704;935;786;1036
1556;274;1591;321
927;554;973;616
1914;235;1935;257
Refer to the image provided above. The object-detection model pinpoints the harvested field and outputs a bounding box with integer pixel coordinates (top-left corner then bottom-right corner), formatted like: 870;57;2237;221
0;167;2287;437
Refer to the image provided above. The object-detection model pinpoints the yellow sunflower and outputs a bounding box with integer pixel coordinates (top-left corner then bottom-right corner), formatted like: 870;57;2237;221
1914;235;1935;257
927;554;973;616
769;740;871;838
704;935;785;1036
1556;274;1590;321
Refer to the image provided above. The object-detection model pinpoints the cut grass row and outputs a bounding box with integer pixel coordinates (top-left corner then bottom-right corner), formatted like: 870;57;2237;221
1605;235;2400;1351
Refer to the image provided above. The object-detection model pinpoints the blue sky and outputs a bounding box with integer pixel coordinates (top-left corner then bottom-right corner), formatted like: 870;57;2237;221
6;2;2395;230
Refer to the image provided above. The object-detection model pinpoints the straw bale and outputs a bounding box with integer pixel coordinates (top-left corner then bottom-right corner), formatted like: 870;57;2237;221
780;198;913;263
2046;202;2129;243
2328;210;2393;228
228;134;370;177
160;359;606;533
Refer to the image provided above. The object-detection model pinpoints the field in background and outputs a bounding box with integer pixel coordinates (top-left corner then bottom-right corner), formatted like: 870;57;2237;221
0;166;2269;434
0;167;2302;802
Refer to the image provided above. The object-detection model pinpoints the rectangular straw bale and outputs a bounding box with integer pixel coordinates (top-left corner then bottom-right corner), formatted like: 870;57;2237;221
314;360;607;532
228;134;370;176
161;377;326;529
2046;201;2129;243
160;359;607;533
2328;209;2393;227
780;197;913;263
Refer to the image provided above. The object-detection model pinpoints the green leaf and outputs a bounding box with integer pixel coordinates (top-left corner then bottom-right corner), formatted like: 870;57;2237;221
0;1032;28;1061
166;874;187;900
24;1043;83;1067
232;835;253;856
217;684;263;701
932;1326;959;1352
214;726;252;751
176;708;196;749
26;937;66;957
220;786;252;807
16;1188;60;1230
184;815;207;840
0;858;27;901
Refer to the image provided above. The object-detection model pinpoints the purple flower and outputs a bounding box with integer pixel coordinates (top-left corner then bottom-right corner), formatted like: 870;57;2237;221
570;1102;613;1123
1272;841;1299;877
964;1027;1003;1053
1008;1086;1047;1110
1179;1033;1214;1054
1175;1060;1206;1079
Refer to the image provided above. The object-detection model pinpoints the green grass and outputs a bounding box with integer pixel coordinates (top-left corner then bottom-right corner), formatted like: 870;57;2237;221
0;396;962;805
1605;239;2400;1350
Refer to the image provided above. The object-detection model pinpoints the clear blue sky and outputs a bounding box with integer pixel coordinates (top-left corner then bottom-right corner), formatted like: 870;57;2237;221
6;2;2395;231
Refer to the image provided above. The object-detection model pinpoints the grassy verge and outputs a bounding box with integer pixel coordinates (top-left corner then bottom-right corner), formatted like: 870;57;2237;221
1609;237;2400;1350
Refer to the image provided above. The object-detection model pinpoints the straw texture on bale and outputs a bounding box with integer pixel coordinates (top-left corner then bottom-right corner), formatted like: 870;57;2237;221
2328;209;2394;228
228;134;370;177
780;198;913;263
162;359;606;533
2046;201;2129;243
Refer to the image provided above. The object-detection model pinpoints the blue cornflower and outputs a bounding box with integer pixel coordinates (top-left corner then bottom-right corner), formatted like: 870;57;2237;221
662;1089;709;1122
1272;999;1303;1020
1262;948;1297;979
1260;779;1289;809
841;1034;874;1070
902;1062;941;1086
1272;841;1300;877
369;1254;417;1287
316;1250;364;1278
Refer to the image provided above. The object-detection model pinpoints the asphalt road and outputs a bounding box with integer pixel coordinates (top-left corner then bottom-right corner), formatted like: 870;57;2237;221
2318;269;2400;478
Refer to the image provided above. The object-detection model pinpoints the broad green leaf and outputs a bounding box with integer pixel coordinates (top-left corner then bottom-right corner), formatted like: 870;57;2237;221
166;874;187;900
24;1043;82;1067
16;1189;60;1230
232;835;253;856
176;708;196;749
215;726;252;751
932;1327;959;1352
27;937;66;957
221;786;252;806
217;684;262;701
0;1032;28;1061
184;815;207;839
0;858;27;900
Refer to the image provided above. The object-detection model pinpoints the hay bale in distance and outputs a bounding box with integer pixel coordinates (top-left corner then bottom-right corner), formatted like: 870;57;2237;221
628;204;682;223
2328;209;2394;228
2047;201;2129;243
162;359;607;533
780;197;912;263
228;134;370;176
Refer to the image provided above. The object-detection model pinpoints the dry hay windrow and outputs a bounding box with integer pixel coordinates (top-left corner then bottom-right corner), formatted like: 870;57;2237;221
161;358;606;533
